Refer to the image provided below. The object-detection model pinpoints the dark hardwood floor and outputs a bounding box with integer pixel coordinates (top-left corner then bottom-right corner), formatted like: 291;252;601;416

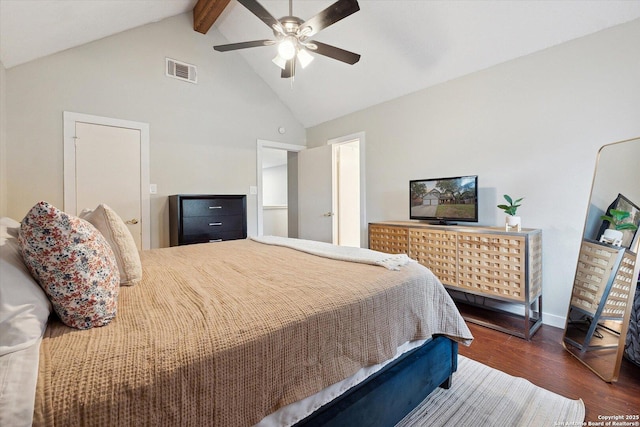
458;322;640;423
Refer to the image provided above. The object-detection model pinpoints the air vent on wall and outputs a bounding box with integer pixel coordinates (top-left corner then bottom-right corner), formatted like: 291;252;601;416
166;58;197;84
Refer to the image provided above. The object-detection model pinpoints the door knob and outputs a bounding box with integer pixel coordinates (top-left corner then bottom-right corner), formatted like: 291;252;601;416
323;212;334;217
125;218;139;225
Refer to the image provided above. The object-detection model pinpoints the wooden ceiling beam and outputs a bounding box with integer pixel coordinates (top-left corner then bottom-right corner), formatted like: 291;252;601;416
193;0;231;34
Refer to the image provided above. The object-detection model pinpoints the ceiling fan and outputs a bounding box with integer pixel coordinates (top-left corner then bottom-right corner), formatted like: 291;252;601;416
213;0;361;79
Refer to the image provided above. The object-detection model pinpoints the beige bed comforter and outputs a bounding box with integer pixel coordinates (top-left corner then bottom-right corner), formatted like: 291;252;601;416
34;239;472;426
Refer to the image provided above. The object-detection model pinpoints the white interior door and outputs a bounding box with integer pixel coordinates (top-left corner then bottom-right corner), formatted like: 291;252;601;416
63;112;150;250
75;123;142;249
298;137;364;246
298;145;334;243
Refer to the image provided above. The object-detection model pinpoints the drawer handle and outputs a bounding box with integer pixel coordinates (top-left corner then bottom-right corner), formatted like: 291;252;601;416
209;206;223;209
209;239;223;243
209;222;223;226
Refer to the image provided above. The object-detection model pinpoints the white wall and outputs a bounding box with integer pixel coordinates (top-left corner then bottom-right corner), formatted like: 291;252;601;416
306;19;640;327
263;163;288;236
4;13;305;247
263;207;288;237
263;164;288;206
0;60;6;216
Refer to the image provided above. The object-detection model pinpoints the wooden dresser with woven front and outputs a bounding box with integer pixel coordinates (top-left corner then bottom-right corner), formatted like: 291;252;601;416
369;221;542;339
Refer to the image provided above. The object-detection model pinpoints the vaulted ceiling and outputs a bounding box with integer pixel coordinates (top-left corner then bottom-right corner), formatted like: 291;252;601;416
2;0;640;127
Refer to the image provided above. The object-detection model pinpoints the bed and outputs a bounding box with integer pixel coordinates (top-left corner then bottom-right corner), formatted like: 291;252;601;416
1;205;472;427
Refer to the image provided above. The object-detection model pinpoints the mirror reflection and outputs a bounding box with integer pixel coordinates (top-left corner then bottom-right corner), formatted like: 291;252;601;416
563;137;640;382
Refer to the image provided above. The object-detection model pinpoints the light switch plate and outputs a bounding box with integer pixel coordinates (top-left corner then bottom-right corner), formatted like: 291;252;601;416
150;184;157;194
249;186;258;195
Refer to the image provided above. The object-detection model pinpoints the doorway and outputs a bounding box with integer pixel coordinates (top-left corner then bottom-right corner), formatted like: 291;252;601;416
261;147;289;237
256;140;305;237
297;132;366;247
63;112;150;250
333;139;361;247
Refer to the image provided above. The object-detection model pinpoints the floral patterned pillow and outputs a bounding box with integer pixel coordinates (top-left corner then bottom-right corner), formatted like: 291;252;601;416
18;201;120;329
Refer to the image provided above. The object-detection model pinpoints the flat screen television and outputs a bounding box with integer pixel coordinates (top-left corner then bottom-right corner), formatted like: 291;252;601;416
410;175;478;224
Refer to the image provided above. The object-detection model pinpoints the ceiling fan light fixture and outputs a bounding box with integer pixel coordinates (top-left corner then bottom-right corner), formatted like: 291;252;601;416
272;54;287;70
297;48;314;68
278;36;297;60
297;26;312;38
303;42;318;51
271;23;285;35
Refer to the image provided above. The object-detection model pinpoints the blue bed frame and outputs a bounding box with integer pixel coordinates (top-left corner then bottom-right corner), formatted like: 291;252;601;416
296;335;458;427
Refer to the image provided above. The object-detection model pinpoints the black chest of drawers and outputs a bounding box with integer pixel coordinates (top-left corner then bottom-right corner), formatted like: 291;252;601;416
169;195;247;246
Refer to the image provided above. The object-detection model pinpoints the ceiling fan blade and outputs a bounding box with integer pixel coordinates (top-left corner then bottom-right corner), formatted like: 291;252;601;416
237;0;283;32
310;41;361;65
213;39;274;52
298;0;360;38
281;59;295;78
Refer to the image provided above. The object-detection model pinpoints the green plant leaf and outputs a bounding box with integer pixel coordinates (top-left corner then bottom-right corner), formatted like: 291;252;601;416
601;208;638;231
616;223;639;231
497;195;524;215
610;209;631;221
600;215;614;223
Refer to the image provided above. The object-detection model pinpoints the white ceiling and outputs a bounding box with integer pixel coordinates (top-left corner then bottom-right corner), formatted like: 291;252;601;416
2;0;640;127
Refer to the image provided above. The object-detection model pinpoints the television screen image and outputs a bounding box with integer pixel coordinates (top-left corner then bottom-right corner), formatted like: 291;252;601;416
410;175;478;223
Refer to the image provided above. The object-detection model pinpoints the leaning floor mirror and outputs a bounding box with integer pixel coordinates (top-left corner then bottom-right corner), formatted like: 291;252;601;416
562;137;640;382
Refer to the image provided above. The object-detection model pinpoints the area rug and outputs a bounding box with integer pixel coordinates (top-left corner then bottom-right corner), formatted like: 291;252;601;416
396;356;585;427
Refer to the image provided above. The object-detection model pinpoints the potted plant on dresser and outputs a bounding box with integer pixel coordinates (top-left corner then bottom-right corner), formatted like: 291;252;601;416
498;194;524;231
599;209;639;246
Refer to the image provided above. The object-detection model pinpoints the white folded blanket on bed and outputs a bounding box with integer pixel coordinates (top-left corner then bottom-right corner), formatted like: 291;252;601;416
250;236;413;270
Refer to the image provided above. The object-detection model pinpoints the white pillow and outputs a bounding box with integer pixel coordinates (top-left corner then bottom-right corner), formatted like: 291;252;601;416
0;216;20;242
0;217;51;356
80;204;142;285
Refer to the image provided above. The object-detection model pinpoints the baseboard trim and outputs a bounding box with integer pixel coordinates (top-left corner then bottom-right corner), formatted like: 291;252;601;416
542;312;566;329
